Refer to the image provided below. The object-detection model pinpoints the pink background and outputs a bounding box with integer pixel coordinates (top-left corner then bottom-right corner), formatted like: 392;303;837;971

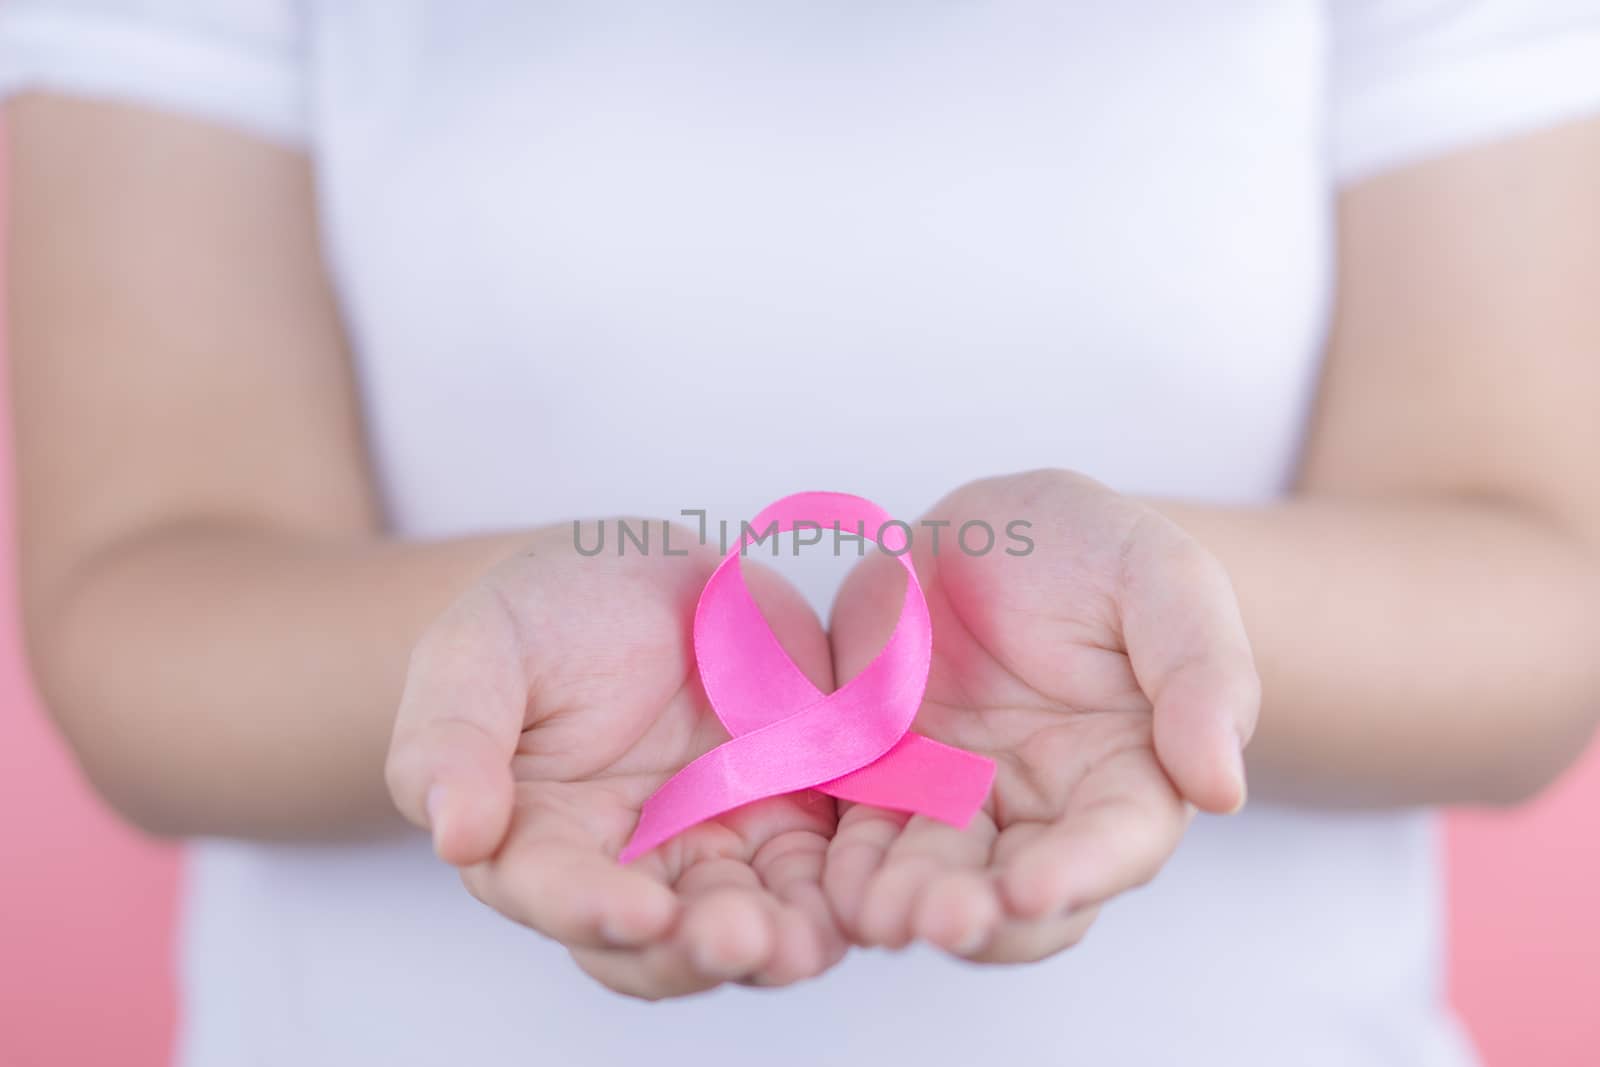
2;141;1599;1067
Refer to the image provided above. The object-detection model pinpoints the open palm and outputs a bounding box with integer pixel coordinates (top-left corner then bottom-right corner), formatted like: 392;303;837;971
386;526;845;999
823;471;1259;962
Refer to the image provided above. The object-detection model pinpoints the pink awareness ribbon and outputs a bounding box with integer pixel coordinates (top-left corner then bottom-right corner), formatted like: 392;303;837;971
619;491;996;863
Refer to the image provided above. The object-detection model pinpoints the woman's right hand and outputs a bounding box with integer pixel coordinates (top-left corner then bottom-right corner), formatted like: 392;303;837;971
385;523;846;999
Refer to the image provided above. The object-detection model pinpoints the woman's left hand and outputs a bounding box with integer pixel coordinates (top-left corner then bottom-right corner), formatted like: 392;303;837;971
822;470;1260;961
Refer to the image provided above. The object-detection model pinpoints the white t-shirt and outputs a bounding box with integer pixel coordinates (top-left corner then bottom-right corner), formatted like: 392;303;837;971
6;3;1600;1065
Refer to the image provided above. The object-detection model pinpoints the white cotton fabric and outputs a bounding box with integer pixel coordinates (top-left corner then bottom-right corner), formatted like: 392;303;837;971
7;2;1600;1065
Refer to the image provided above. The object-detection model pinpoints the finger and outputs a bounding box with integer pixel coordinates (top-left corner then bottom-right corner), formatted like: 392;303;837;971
674;859;781;979
748;828;847;984
568;887;774;1002
910;869;1002;958
966;904;1100;965
857;812;996;949
927;807;1098;963
560;861;773;1002
755;901;836;987
704;794;841;981
574;831;843;1001
1119;514;1261;814
999;749;1189;919
570;941;729;1002
463;825;679;951
386;583;529;865
1151;655;1257;814
823;804;908;935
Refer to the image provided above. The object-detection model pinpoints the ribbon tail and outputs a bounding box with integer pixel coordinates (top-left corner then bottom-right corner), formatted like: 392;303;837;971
819;732;996;827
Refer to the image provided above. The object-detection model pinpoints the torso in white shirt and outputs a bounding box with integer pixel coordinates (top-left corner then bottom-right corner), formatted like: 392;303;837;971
186;6;1475;1065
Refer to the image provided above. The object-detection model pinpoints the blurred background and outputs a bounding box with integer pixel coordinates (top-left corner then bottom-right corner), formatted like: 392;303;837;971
1;133;1598;1067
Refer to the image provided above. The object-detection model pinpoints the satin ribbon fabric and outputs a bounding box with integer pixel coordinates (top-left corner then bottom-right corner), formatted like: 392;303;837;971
620;492;996;863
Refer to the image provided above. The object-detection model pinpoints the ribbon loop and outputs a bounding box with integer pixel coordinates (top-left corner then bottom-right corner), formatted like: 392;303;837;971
620;492;995;863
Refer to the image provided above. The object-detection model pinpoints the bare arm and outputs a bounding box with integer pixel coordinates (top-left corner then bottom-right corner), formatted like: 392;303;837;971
1157;117;1600;806
7;95;524;838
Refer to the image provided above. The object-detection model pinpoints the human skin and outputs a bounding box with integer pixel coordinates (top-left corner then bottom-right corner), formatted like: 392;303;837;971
385;529;850;996
822;470;1257;964
9;94;1600;997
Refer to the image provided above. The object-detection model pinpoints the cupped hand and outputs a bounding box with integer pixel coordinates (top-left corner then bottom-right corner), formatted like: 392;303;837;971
385;524;846;999
822;471;1260;962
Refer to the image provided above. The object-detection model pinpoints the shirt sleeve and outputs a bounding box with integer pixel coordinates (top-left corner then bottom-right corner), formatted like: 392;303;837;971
0;0;306;146
1328;0;1600;183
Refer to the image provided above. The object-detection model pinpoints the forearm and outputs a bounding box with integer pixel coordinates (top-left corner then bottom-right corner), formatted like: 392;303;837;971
1156;495;1600;807
26;520;530;839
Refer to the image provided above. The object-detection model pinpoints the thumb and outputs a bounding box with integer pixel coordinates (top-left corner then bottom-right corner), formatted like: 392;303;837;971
1120;515;1260;814
386;583;526;866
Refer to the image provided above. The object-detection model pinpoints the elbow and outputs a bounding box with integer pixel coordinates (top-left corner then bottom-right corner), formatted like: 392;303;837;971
18;592;188;841
20;702;190;841
1474;550;1600;808
22;677;189;842
1470;696;1600;809
64;747;192;841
